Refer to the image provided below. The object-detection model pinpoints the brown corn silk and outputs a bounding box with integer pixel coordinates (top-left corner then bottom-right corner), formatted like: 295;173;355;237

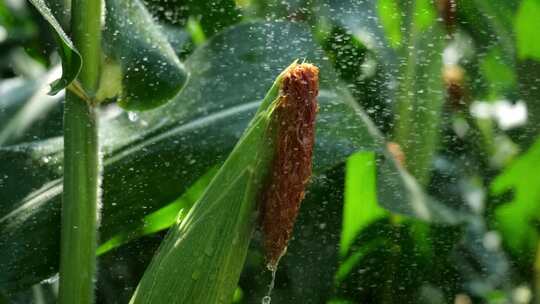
260;63;319;269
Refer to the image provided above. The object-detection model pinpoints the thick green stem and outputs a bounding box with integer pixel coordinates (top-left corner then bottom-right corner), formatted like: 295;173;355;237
70;0;102;92
58;0;101;303
59;96;99;303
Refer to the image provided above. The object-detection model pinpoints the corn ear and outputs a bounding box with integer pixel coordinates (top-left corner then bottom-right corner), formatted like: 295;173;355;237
130;61;318;304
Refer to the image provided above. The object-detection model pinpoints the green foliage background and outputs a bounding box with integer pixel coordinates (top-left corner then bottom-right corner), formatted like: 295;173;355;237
1;0;540;303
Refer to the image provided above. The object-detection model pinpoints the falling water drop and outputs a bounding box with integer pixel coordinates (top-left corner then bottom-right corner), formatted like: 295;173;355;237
127;112;138;122
261;296;271;304
261;265;277;304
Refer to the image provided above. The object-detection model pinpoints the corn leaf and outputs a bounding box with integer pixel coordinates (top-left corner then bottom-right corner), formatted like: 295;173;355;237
492;136;540;256
393;1;445;185
515;0;540;61
0;68;64;146
97;166;218;255
26;0;81;94
340;151;387;257
102;0;189;110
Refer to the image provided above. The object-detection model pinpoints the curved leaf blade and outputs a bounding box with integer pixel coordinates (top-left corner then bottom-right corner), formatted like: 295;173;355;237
102;0;189;110
27;0;81;94
393;2;446;185
0;67;64;146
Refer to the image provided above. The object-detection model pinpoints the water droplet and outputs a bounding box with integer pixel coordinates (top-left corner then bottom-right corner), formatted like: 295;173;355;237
128;112;138;122
41;273;59;284
261;265;278;304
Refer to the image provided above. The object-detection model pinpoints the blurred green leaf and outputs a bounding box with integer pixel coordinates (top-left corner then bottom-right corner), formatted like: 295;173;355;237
320;0;394;60
452;219;510;298
377;152;463;224
517;60;540;146
480;47;517;98
335;238;387;283
102;0;189;110
235;0;312;21
0;67;63;146
333;219;451;303
492;136;540;256
340;151;387;257
413;0;437;31
317;1;397;132
377;0;402;48
0;1;37;46
0;77;39;123
186;16;207;47
97;166;218;255
327;300;354;304
394;1;445;185
145;0;240;36
515;0;540;61
26;0;81;94
468;0;516;58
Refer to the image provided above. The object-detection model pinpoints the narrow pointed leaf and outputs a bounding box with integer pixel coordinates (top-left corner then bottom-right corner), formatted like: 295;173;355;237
0;67;64;146
340;151;387;257
393;2;446;185
26;0;82;94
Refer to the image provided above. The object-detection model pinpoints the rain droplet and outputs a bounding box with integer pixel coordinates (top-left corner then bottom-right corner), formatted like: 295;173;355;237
41;273;59;284
261;265;277;304
128;112;138;122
